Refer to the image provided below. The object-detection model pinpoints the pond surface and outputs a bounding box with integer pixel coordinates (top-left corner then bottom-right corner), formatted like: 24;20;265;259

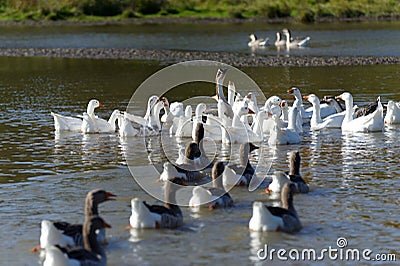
0;55;399;265
0;21;399;56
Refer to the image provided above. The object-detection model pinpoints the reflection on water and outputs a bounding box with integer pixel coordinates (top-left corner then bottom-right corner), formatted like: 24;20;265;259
0;57;399;264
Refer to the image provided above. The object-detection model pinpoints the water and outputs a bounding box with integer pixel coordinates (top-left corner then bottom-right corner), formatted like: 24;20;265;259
0;22;399;265
0;21;399;56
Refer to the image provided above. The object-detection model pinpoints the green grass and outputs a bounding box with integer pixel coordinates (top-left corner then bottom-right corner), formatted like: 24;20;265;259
0;0;399;22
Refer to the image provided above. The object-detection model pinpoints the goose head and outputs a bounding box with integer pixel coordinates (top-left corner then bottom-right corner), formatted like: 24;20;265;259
216;68;228;84
170;102;184;117
160;97;169;108
234;101;255;117
87;99;103;115
161;162;180;181
87;189;116;205
148;95;159;107
246;92;259;113
195;103;207;117
266;171;291;193
144;95;160;119
185;142;200;163
249;34;257;42
212;161;225;188
280;100;289;114
335;92;352;102
184;105;192;118
265;96;282;109
282;28;291;38
303;94;319;106
288;87;302;99
193;122;204;145
85;216;111;235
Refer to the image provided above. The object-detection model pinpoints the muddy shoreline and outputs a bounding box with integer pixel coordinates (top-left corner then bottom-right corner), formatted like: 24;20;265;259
0;15;399;27
0;47;398;67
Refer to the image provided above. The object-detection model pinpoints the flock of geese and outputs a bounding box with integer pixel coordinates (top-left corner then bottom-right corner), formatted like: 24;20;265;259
42;68;400;265
248;28;311;49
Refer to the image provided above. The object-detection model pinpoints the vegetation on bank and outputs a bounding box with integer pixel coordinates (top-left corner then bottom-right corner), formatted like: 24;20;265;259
0;0;399;22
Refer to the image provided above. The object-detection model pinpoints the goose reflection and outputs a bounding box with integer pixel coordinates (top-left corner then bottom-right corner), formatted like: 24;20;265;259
340;132;380;189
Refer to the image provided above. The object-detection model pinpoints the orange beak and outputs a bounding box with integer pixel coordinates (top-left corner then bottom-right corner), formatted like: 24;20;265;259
99;102;104;107
303;95;309;100
103;221;112;228
287;88;294;94
336;95;343;100
265;188;272;194
105;192;117;200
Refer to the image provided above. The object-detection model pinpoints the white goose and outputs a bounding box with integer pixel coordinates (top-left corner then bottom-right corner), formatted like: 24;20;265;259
261;96;286;135
51;99;102;132
174;103;193;137
289;88;339;121
274;32;286;47
248;34;269;47
304;94;346;130
282;28;310;48
81;108;120;134
125;95;163;132
268;107;301;145
119;112;139;137
249;183;302;233
221;101;261;144
384;100;400;125
336;92;384;133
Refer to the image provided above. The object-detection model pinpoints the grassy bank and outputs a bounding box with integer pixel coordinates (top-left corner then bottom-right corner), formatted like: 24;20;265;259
0;0;399;22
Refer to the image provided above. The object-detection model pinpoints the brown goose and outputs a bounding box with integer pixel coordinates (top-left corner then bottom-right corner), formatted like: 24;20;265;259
224;142;259;187
43;216;110;266
266;151;309;194
33;189;115;252
128;177;185;229
189;161;234;210
249;182;302;233
286;151;309;193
